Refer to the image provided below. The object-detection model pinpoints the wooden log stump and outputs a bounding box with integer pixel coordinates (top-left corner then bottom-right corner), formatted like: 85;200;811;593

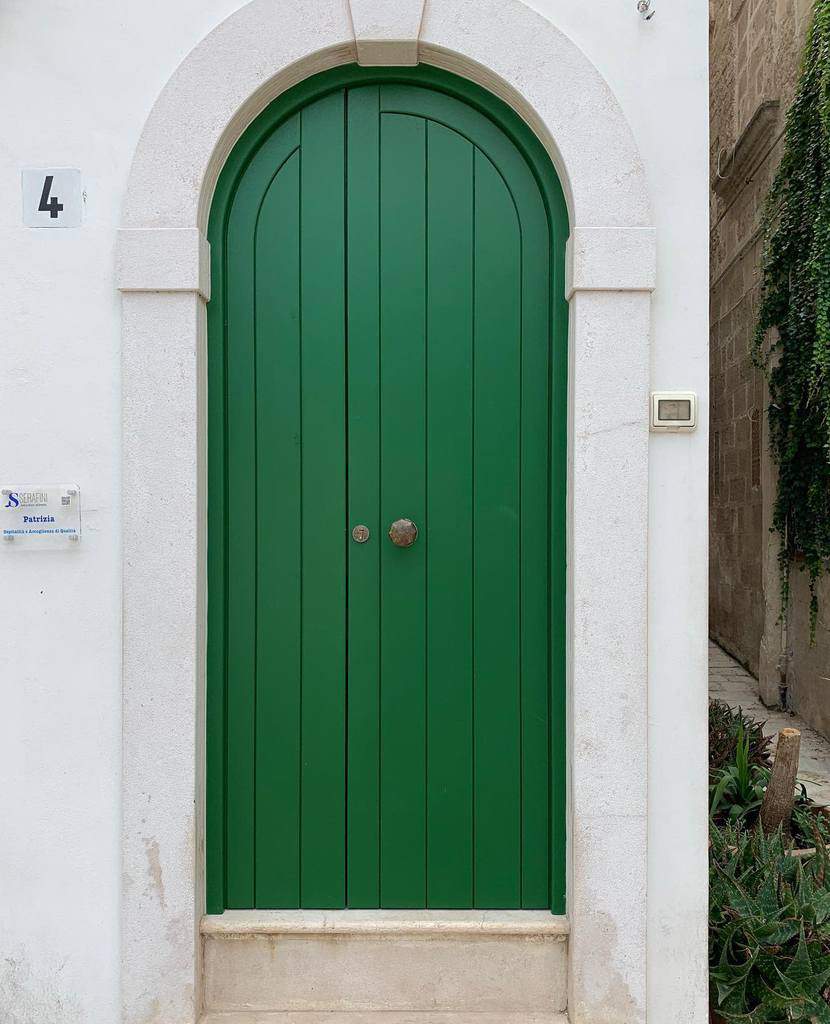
760;727;801;833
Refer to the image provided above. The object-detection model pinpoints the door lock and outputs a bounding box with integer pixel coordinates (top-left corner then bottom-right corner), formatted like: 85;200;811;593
388;518;418;548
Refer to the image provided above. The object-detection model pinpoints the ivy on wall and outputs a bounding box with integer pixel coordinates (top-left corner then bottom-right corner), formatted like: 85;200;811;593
753;0;830;637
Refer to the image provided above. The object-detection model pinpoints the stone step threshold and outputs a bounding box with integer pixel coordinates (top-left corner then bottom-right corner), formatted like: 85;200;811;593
200;1014;570;1023
201;910;570;938
202;911;570;1019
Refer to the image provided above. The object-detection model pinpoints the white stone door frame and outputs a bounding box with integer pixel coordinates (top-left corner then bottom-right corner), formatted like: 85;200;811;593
116;3;656;1022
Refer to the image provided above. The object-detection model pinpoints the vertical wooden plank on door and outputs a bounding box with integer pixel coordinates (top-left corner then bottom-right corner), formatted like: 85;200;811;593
346;85;382;908
222;117;302;909
224;175;259;908
300;91;347;908
206;180;229;915
379;109;427;907
425;121;475;908
519;189;551;908
254;147;302;907
549;185;570;916
473;148;522;907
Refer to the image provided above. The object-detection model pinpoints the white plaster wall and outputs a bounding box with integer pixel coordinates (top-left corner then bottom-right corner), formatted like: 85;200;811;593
519;4;710;1021
0;6;252;1022
0;2;708;1023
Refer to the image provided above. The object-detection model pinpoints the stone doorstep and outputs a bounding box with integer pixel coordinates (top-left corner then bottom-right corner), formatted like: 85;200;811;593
199;1014;570;1023
201;911;569;1017
201;910;570;937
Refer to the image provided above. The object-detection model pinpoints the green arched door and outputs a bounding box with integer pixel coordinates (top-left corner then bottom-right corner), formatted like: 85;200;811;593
207;66;568;914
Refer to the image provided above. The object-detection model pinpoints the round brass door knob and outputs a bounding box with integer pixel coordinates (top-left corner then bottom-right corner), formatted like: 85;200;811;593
388;518;418;548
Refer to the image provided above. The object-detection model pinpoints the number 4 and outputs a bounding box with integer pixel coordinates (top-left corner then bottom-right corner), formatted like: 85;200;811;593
38;175;64;219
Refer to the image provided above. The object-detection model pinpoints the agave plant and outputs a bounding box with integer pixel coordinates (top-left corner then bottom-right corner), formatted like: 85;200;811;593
793;805;830;852
710;821;830;1022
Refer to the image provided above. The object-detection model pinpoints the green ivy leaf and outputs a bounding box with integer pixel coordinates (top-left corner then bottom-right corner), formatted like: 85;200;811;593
753;0;830;639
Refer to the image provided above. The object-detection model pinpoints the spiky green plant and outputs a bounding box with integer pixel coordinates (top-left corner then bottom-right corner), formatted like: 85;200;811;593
710;700;773;779
710;722;771;824
710;821;830;1022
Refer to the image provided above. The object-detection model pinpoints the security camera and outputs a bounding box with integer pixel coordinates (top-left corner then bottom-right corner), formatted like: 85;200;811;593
637;0;655;19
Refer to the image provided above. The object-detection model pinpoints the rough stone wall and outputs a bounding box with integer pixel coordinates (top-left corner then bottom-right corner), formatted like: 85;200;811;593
786;573;830;737
710;0;830;738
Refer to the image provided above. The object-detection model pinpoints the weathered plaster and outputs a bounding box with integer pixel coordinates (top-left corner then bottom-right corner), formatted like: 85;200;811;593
121;290;204;1024
0;949;83;1024
567;289;650;1024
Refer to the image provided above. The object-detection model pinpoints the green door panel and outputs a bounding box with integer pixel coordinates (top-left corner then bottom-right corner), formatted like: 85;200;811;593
207;65;569;915
424;120;475;909
471;147;523;908
223;117;301;908
296;90;348;909
345;85;383;909
253;145;302;908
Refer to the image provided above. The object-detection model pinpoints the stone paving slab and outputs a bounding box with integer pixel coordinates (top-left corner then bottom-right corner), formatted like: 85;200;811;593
709;641;830;807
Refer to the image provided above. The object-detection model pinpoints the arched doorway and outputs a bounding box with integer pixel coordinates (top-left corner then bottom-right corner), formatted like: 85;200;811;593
205;65;568;914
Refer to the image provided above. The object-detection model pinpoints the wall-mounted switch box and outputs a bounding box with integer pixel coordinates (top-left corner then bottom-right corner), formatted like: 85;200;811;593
650;391;696;431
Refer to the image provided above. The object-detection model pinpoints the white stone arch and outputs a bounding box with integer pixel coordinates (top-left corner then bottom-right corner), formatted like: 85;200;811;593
118;0;652;235
116;3;656;1023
